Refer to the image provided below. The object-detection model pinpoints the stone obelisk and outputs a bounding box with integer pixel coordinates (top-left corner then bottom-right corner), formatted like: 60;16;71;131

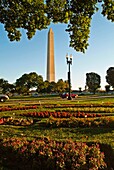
47;28;55;82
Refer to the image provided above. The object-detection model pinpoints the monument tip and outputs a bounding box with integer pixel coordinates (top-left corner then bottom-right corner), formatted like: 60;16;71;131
49;28;53;32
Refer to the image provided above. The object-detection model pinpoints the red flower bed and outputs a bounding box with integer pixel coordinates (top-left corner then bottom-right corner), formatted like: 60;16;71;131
23;111;102;118
0;118;4;124
0;117;34;126
0;105;37;112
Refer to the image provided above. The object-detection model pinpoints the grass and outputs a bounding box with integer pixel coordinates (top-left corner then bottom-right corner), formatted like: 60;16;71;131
0;95;114;148
1;122;114;149
0;95;114;169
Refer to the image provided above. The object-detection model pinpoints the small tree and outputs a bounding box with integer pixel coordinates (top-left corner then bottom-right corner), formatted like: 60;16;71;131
105;85;110;93
86;72;101;94
79;87;82;92
106;67;114;89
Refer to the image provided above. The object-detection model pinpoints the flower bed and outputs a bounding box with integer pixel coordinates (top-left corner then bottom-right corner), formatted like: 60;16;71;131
0;137;106;170
44;103;114;108
0;105;37;112
46;116;114;128
22;111;103;118
57;107;114;113
0;103;114;113
0;116;34;126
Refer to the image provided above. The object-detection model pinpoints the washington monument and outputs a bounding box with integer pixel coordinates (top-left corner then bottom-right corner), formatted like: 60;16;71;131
46;28;55;82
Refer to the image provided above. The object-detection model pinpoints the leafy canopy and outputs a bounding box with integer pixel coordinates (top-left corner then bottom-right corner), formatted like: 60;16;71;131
15;72;43;94
86;72;101;94
0;0;114;52
106;67;114;88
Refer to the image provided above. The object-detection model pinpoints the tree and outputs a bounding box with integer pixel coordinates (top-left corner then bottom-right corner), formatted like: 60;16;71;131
105;85;110;93
56;79;69;93
15;72;43;94
79;87;82;92
47;81;56;93
0;78;9;93
0;0;114;52
86;72;101;94
0;78;8;87
106;67;114;89
39;80;50;93
38;79;69;93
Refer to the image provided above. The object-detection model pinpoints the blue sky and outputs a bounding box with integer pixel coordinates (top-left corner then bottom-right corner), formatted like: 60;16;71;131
0;8;114;90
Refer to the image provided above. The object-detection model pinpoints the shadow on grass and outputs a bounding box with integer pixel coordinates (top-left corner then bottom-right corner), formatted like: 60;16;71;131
54;127;114;136
1;120;114;136
68;127;114;135
11;121;114;138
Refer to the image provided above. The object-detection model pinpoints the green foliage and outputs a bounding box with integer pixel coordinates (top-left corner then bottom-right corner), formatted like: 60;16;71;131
86;72;101;94
105;85;110;92
56;79;69;93
106;67;114;88
102;0;114;21
0;78;14;93
0;0;50;41
35;79;69;93
14;72;68;94
0;0;114;52
66;0;98;52
15;72;43;94
46;0;69;23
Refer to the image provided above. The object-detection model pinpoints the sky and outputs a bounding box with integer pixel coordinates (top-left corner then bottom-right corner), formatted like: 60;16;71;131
0;7;114;90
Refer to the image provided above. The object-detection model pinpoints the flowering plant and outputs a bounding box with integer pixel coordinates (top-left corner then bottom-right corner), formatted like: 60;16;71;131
0;137;106;170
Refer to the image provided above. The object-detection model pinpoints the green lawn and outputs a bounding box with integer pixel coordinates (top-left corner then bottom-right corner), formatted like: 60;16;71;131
0;95;114;145
0;95;114;169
